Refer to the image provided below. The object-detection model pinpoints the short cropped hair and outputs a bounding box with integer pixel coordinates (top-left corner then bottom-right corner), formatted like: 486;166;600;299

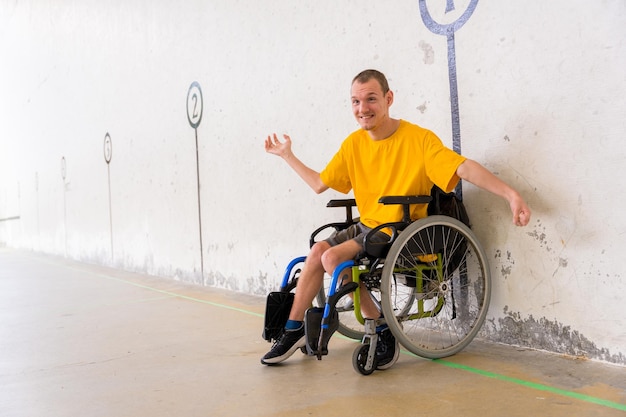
352;69;390;94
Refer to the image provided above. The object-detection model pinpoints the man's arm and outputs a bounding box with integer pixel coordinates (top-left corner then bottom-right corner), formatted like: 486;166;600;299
265;133;329;194
456;159;531;227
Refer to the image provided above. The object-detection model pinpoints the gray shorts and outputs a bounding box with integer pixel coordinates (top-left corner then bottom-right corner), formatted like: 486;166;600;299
324;222;390;257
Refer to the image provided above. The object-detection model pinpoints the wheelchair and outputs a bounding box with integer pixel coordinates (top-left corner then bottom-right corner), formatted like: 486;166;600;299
263;190;491;375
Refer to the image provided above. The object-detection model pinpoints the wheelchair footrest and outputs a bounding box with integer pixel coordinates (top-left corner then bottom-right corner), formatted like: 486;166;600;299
304;307;339;358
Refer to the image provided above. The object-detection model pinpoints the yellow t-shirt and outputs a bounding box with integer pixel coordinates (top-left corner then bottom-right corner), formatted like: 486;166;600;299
320;120;466;230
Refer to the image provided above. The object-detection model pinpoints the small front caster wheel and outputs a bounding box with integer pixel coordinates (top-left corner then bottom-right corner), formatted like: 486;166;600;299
352;344;377;375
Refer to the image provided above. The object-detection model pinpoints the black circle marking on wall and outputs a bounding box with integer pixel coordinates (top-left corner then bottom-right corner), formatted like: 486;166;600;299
104;132;114;262
61;156;67;181
187;81;204;129
188;81;205;279
419;0;479;199
104;132;112;164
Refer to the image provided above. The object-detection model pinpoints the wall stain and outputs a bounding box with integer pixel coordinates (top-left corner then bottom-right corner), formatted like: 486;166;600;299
202;270;273;296
527;219;551;252
552;257;568;277
500;265;512;277
494;249;515;279
206;271;239;292
246;271;269;296
418;40;435;64
526;218;572;278
482;307;625;365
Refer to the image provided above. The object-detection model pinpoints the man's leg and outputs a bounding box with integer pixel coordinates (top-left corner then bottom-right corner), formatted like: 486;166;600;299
287;241;331;321
261;241;332;365
261;240;363;365
323;239;398;370
319;240;381;319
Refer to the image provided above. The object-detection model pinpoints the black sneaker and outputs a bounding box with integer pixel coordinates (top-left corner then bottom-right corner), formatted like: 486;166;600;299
375;326;399;370
261;326;306;365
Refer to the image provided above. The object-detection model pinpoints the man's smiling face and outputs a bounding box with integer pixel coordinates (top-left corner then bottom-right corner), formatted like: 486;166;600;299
350;78;393;133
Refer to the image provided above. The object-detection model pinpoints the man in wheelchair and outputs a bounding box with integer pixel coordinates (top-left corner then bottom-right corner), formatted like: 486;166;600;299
261;69;531;367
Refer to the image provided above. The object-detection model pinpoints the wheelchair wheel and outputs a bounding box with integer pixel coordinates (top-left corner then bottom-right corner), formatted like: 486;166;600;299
380;215;491;359
315;276;375;341
352;343;377;375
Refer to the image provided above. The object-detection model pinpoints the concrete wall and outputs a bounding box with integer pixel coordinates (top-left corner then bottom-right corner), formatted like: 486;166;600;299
1;0;624;365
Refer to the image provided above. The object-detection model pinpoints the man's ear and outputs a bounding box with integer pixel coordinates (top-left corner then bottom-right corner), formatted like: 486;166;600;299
386;90;394;106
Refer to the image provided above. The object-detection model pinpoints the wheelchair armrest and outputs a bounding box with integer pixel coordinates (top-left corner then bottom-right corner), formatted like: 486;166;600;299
363;223;402;259
309;221;356;248
308;200;358;248
361;195;431;258
326;199;357;224
378;195;431;206
326;199;357;208
379;195;431;224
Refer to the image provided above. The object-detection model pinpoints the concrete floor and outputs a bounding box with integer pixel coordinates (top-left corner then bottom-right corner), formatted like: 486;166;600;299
0;248;624;417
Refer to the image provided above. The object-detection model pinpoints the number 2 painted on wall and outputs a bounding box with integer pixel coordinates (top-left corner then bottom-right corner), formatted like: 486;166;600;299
186;81;203;129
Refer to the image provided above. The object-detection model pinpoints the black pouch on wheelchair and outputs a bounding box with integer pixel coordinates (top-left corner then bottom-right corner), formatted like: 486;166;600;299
262;291;294;342
427;185;471;228
304;307;339;356
427;185;471;274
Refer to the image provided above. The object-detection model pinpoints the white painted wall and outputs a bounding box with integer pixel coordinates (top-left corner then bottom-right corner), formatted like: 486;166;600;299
1;0;624;365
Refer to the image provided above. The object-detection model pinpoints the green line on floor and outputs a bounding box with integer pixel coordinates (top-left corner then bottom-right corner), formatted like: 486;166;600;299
81;264;625;412
433;358;626;412
90;271;265;318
